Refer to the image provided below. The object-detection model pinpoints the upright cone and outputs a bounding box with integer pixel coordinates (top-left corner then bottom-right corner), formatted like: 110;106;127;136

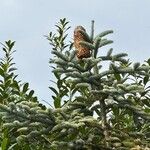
74;26;91;59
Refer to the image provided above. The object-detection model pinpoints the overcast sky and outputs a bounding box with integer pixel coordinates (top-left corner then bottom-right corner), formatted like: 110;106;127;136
0;0;150;105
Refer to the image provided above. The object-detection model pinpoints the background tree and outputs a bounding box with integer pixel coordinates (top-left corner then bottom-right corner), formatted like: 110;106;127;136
0;18;150;150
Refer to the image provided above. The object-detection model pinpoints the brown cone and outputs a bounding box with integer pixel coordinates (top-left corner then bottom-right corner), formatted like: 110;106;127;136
74;26;91;59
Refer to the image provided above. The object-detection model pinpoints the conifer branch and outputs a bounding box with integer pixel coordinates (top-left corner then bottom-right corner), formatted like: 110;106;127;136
0;19;149;149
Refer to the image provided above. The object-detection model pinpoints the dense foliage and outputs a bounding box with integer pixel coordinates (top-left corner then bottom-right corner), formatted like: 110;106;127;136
0;18;150;150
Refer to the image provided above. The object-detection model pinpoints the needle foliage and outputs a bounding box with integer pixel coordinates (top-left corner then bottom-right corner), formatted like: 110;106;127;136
0;18;150;150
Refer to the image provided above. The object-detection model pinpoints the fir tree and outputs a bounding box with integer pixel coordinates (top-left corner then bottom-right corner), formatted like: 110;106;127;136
0;18;150;150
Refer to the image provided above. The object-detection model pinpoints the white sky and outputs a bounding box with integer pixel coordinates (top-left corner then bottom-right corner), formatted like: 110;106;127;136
0;0;150;105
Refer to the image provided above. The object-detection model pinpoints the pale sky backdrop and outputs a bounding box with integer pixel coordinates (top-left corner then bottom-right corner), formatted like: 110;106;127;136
0;0;150;105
